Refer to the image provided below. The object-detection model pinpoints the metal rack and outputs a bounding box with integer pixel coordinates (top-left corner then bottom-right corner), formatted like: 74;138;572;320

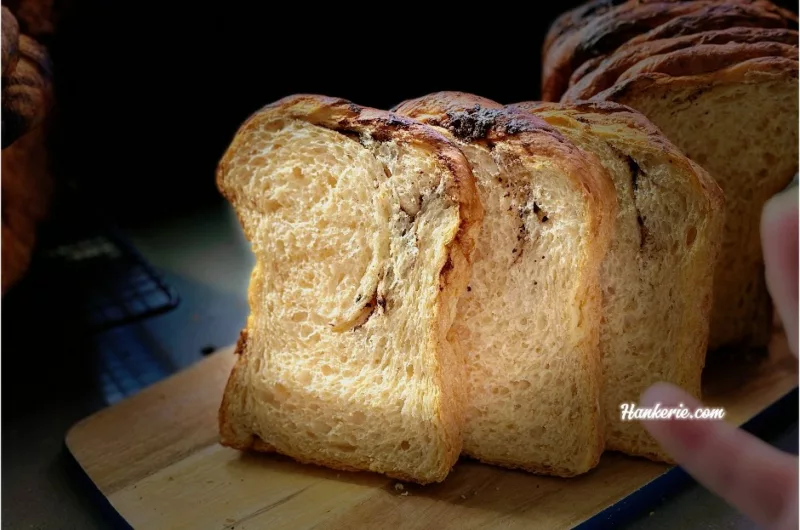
41;229;179;331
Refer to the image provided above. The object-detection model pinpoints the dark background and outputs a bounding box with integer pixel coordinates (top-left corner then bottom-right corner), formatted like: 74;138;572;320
36;0;799;224
41;2;596;223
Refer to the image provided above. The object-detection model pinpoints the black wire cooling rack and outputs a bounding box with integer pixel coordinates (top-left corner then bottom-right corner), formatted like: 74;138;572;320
8;185;180;332
40;228;179;331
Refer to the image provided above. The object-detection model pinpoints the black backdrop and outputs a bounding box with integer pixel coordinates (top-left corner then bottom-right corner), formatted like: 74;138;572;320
42;1;798;224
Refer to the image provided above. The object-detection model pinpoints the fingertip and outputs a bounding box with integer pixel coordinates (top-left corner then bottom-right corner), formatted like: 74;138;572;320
639;381;698;409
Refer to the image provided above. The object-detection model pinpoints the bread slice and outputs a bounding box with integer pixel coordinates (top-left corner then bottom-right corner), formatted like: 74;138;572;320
393;92;617;476
542;0;795;101
591;57;799;350
565;27;798;101
512;101;725;461
216;94;483;484
614;42;798;84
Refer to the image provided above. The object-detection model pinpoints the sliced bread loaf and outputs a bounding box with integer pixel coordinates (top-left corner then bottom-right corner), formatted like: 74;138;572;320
393;92;617;476
512;101;725;461
216;94;483;484
564;28;798;101
591;57;799;350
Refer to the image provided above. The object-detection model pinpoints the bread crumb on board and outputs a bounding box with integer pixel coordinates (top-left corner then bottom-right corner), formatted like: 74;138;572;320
401;491;409;496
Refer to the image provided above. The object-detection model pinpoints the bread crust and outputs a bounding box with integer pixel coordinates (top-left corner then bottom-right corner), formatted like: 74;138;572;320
593;54;799;102
542;0;795;101
564;28;799;101
615;41;798;84
394;92;617;477
544;0;629;59
623;2;797;48
216;94;483;485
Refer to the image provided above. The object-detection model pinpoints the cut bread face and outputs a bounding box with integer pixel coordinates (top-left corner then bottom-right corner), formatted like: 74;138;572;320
592;58;799;350
564;28;798;101
542;0;796;101
393;92;616;476
513;101;725;461
216;94;483;484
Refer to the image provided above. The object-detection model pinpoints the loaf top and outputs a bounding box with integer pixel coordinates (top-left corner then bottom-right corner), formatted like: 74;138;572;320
591;54;799;104
513;100;724;208
564;27;799;101
542;0;796;101
394;91;620;221
219;93;483;255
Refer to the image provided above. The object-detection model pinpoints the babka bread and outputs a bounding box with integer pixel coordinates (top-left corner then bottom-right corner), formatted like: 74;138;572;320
513;100;725;461
589;57;799;349
394;92;616;476
216;94;483;485
564;27;798;100
543;0;797;101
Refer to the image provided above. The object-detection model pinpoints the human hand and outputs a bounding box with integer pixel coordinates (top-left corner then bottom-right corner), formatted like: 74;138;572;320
639;177;799;530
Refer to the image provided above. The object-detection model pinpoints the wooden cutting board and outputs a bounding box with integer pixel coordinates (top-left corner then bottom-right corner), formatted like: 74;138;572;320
66;332;797;530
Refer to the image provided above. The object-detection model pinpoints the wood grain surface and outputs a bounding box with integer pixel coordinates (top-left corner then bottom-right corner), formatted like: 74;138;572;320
66;332;797;530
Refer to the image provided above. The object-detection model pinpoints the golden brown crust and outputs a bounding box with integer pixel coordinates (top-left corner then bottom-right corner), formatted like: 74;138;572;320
592;54;800;103
393;92;617;273
511;99;725;229
543;1;710;101
615;41;798;84
544;0;629;59
564;27;799;101
624;2;797;47
217;94;482;256
542;0;795;101
217;94;483;485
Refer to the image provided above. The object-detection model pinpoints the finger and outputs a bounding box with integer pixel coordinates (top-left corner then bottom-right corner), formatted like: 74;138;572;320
640;383;798;529
762;176;799;356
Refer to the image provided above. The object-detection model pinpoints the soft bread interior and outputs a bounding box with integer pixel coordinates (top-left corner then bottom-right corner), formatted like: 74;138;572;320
517;104;724;460
596;60;799;349
454;140;605;475
218;113;472;484
393;94;613;476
